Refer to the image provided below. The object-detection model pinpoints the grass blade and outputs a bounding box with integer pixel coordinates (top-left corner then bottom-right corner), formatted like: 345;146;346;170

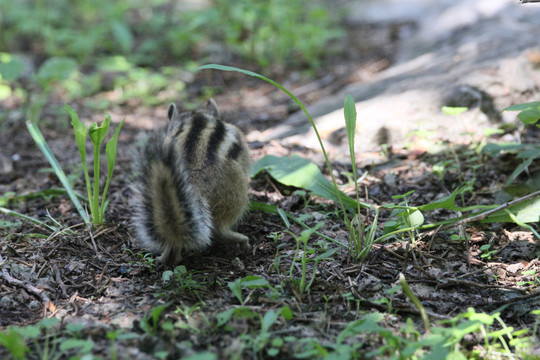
26;120;90;224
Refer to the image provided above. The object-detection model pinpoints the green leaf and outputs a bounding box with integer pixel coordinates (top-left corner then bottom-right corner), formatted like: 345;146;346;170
276;207;291;229
505;156;536;186
383;208;424;235
442;106;468;115
483;195;540;224
240;275;271;289
280;306;293;320
65;105;87;164
26;120;90;223
0;58;24;81
503;101;540;125
36;57;77;85
344;94;357;157
216;307;258;327
111;21;133;54
517;109;540;125
227;279;243;303
0;84;11;100
503;101;540;112
182;352;217;360
418;185;494;212
105;118;124;180
100;118;125;219
482;142;534;157
262;310;280;333
89;115;111;146
59;338;94;353
0;329;28;360
151;304;168;325
251;155;366;209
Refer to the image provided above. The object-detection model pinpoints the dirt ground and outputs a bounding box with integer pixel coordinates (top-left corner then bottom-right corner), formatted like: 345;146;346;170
1;16;540;360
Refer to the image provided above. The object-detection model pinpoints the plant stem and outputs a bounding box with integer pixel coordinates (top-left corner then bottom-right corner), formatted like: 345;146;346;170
399;273;430;333
92;144;101;224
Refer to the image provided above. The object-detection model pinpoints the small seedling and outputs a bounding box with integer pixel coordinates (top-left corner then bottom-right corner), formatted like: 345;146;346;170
65;105;124;225
228;275;273;304
479;244;497;260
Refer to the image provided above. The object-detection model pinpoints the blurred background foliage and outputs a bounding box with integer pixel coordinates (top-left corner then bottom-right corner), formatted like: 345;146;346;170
0;0;344;107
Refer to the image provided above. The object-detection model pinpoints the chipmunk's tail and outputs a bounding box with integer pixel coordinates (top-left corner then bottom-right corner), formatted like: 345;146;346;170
132;134;212;265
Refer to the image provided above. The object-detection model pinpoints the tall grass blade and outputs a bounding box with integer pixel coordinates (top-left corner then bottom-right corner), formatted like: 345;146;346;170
196;64;351;216
25;120;89;224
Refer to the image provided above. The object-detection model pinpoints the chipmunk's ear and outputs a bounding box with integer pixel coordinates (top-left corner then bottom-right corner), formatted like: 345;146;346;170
167;103;178;122
206;98;220;117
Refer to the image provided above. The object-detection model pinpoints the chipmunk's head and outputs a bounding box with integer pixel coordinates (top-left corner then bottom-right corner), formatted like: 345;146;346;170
166;99;220;134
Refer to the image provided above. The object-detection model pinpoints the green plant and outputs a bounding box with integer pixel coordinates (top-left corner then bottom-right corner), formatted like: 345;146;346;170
479;243;498;260
0;318;95;360
198;64;540;256
66;105;124;225
207;0;342;68
217;306;293;357
127;250;157;273
382;191;424;244
162;265;206;297
173;303;210;334
139;304;170;336
287;224;339;300
517;269;540;287
228;275;274;304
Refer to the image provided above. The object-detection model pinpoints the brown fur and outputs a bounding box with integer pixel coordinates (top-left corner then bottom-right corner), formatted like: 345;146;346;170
132;99;250;265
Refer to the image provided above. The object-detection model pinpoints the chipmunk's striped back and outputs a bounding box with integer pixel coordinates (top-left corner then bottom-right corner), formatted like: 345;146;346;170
132;99;250;265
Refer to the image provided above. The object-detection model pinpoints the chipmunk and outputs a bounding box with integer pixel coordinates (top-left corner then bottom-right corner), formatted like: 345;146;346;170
132;99;251;265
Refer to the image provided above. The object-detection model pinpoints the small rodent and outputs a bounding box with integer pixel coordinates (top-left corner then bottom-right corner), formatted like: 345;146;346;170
132;99;251;265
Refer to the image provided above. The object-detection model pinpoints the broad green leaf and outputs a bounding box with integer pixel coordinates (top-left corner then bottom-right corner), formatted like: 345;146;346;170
482;195;540;223
262;310;280;333
383;208;424;235
0;57;24;81
404;209;424;228
59;338;94;353
36;57;77;85
0;329;28;360
517;109;540;125
503;101;540;125
503;101;540;112
251;155;366;209
240;275;271;289
227;280;243;303
151;304;168;325
280;306;293;320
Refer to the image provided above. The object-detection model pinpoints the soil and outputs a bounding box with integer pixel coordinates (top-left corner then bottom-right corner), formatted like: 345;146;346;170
1;7;540;360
